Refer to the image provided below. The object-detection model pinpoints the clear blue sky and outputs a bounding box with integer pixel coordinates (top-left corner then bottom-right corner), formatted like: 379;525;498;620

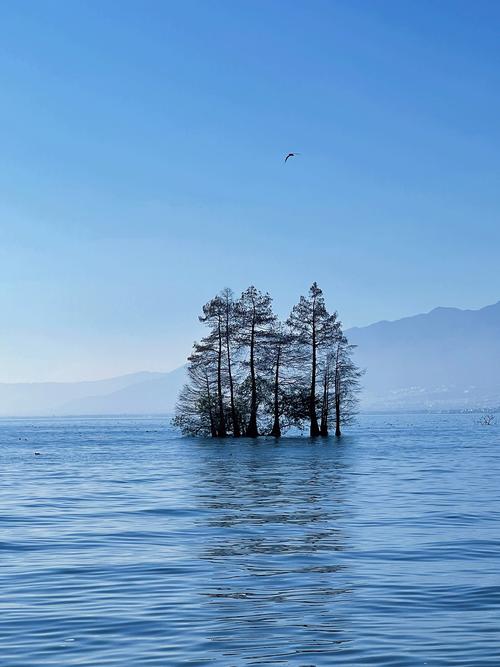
1;0;500;382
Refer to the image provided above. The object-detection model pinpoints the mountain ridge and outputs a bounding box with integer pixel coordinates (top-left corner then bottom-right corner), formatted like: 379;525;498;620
347;300;500;410
348;300;500;332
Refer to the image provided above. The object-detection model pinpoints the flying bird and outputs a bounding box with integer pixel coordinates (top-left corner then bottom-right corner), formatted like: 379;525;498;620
284;152;300;163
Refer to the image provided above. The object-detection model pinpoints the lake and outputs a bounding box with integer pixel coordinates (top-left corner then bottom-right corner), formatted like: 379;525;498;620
0;414;499;666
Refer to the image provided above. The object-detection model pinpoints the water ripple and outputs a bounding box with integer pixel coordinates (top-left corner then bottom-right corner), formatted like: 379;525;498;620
0;414;499;665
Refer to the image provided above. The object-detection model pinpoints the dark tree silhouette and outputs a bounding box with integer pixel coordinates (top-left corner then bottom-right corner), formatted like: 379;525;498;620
237;287;275;437
199;296;227;437
221;288;241;437
174;284;362;439
288;283;338;437
172;341;218;436
331;334;363;436
262;322;293;438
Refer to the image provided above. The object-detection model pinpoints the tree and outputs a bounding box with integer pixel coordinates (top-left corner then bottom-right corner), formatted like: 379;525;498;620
237;286;276;437
199;295;227;437
288;283;338;437
174;283;362;439
263;322;292;437
173;341;218;437
317;312;343;436
262;322;311;437
221;288;241;437
331;334;363;437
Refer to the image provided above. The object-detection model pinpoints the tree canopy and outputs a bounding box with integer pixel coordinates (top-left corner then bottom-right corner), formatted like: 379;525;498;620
173;283;363;438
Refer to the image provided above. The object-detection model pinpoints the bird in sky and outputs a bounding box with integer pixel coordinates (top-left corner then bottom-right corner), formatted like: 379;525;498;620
284;152;300;162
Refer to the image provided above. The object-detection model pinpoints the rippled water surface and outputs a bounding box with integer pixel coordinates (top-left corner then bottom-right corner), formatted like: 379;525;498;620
1;414;499;665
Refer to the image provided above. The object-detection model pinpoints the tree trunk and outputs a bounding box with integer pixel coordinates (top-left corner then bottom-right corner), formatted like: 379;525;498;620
335;394;341;437
270;347;281;438
206;374;218;438
334;345;341;437
225;311;240;437
309;312;320;437
320;367;329;436
216;319;227;437
246;310;258;437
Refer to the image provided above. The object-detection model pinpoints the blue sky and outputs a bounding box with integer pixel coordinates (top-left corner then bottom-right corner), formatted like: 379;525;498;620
1;0;500;381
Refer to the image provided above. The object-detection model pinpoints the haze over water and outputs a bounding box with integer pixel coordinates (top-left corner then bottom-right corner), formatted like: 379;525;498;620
1;414;499;665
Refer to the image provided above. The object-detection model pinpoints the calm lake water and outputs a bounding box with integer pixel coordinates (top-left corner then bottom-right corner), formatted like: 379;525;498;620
0;414;499;666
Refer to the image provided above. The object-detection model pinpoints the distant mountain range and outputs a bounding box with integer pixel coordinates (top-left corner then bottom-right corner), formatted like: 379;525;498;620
348;300;500;410
0;368;186;417
1;301;499;416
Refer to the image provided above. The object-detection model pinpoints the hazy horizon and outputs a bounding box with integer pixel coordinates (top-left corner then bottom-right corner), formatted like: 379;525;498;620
0;294;500;394
1;292;499;386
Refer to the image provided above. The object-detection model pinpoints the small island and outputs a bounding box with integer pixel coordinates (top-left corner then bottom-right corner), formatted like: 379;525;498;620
174;283;362;438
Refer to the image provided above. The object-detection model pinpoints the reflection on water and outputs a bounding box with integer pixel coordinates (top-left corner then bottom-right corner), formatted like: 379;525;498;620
0;415;499;665
196;439;351;663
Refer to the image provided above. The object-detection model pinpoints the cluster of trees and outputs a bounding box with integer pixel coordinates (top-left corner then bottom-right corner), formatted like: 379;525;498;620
173;283;363;438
